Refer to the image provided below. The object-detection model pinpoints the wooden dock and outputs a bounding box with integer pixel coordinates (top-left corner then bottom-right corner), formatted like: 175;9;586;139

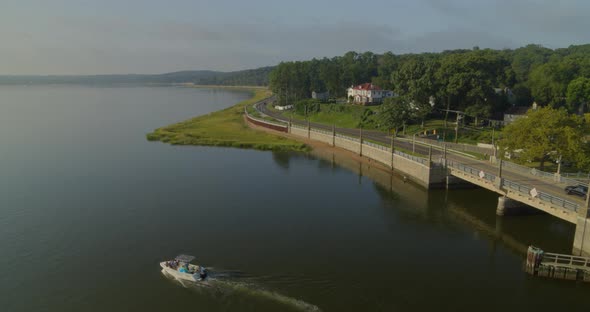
525;246;590;282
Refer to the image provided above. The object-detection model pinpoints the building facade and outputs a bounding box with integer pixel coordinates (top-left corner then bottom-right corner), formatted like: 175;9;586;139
347;83;394;105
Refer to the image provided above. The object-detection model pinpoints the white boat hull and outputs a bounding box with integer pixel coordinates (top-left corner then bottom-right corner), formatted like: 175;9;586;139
160;262;201;282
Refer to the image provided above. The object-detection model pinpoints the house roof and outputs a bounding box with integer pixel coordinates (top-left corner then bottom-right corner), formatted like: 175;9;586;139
352;83;382;91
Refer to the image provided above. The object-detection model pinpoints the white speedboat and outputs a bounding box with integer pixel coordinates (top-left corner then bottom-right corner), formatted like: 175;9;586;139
160;254;208;282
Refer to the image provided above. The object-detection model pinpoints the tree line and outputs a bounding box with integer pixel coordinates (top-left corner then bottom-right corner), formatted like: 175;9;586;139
269;44;590;118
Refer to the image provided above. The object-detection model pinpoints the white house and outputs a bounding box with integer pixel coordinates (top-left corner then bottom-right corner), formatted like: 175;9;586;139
347;83;394;105
503;102;537;125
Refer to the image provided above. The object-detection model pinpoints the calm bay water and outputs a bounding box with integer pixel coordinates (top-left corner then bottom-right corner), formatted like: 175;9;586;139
0;85;588;311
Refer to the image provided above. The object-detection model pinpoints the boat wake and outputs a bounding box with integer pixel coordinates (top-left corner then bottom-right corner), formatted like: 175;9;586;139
162;269;321;312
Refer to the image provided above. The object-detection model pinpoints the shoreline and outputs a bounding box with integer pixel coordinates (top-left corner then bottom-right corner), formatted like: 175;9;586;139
146;88;307;152
180;83;268;90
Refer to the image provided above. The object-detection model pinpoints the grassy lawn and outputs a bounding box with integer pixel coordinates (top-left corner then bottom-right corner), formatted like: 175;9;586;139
146;89;308;151
275;103;500;145
277;103;381;129
405;119;500;145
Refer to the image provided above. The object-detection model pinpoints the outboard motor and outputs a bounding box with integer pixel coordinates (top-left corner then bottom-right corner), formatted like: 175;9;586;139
199;267;208;280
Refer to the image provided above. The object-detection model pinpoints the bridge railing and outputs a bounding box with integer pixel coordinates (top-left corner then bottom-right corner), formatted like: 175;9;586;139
364;140;389;152
335;132;360;143
291;123;307;130
289;121;429;165
447;160;496;183
447;160;580;213
311;127;332;136
500;160;589;188
562;172;590;181
407;136;494;155
560;175;590;187
394;150;429;165
500;177;579;212
244;106;289;128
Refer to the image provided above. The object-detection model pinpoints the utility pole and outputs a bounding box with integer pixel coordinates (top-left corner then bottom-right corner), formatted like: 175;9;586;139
390;130;395;169
443;144;447;168
359;126;363;156
557;155;563;175
412;133;416;153
454;112;460;144
332;124;336;147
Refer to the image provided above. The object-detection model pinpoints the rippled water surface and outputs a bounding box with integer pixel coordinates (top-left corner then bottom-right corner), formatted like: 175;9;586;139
0;85;588;312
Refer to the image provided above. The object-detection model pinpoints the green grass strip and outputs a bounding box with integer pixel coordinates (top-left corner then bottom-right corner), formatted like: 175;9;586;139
146;89;308;152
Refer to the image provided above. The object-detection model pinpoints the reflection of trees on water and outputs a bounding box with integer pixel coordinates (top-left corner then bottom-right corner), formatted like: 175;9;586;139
272;147;575;256
271;151;292;171
271;151;336;174
443;190;576;255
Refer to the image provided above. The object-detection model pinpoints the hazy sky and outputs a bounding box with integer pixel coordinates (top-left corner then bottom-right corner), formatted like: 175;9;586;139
2;0;590;74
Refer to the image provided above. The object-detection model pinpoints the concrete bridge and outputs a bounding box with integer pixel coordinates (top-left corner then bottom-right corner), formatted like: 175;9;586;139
441;157;590;257
248;99;590;257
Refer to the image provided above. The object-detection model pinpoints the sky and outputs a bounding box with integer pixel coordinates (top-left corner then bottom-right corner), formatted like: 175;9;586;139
1;0;590;75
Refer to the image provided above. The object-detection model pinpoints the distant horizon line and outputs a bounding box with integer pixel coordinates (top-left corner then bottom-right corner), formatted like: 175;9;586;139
0;67;275;77
3;42;590;76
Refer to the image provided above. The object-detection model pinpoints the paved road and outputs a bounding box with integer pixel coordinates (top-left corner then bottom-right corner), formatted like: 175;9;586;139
254;100;587;209
256;100;438;157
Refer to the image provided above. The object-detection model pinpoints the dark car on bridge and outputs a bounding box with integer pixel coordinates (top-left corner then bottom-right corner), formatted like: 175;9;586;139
565;184;588;197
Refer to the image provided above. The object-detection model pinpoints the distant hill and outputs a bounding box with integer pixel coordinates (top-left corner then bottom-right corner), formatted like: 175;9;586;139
0;66;274;86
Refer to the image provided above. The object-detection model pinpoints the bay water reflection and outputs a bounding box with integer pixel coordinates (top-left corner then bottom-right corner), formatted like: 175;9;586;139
0;85;587;312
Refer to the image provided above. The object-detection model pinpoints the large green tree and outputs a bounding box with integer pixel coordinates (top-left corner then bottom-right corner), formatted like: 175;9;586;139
377;97;412;135
434;50;511;125
499;107;588;170
393;56;438;127
566;77;590;114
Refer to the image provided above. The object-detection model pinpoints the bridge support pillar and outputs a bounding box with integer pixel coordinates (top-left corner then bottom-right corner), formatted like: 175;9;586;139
573;217;590;257
496;196;533;216
573;202;590;256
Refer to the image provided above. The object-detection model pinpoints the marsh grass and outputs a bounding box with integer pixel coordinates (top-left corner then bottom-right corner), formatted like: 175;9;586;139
147;89;308;152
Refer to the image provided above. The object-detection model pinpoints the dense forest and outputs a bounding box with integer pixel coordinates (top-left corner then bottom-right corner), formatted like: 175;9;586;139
269;44;590;118
0;66;274;86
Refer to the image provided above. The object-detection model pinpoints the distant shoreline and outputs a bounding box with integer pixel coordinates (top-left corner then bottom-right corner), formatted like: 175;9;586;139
180;83;267;90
